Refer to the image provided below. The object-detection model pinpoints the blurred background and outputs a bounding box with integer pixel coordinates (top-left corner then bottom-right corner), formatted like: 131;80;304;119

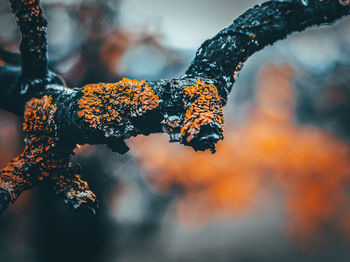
1;0;350;261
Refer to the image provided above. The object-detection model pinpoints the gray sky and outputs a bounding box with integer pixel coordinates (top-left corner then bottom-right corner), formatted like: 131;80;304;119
119;0;265;49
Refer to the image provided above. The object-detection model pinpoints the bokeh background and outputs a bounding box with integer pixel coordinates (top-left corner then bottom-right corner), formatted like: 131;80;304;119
1;0;350;261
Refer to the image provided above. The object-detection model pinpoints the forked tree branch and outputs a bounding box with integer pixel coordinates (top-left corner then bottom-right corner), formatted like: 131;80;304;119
0;0;349;214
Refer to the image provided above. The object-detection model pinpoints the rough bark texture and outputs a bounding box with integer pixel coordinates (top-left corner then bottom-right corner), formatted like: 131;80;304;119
8;0;48;78
0;0;349;214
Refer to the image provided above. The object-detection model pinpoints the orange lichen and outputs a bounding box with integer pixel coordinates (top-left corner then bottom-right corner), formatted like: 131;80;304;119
50;168;96;208
0;96;96;209
181;80;224;143
78;78;159;130
233;62;243;81
22;95;57;139
11;0;41;20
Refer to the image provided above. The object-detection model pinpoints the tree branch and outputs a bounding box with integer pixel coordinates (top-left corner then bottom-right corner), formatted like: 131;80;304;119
0;0;349;214
8;0;48;79
186;0;350;99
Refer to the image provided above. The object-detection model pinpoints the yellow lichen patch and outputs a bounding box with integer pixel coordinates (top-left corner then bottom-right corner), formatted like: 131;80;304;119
78;78;159;129
181;80;224;143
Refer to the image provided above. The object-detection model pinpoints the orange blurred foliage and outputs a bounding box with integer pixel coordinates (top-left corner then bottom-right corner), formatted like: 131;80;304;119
131;64;350;242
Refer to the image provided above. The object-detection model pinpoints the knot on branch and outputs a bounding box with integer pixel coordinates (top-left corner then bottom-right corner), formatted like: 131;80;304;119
180;81;224;153
77;78;159;137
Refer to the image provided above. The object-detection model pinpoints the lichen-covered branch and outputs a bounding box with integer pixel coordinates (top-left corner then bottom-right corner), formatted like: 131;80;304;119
0;96;97;214
0;96;57;203
48;169;97;213
185;0;350;99
0;0;349;214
